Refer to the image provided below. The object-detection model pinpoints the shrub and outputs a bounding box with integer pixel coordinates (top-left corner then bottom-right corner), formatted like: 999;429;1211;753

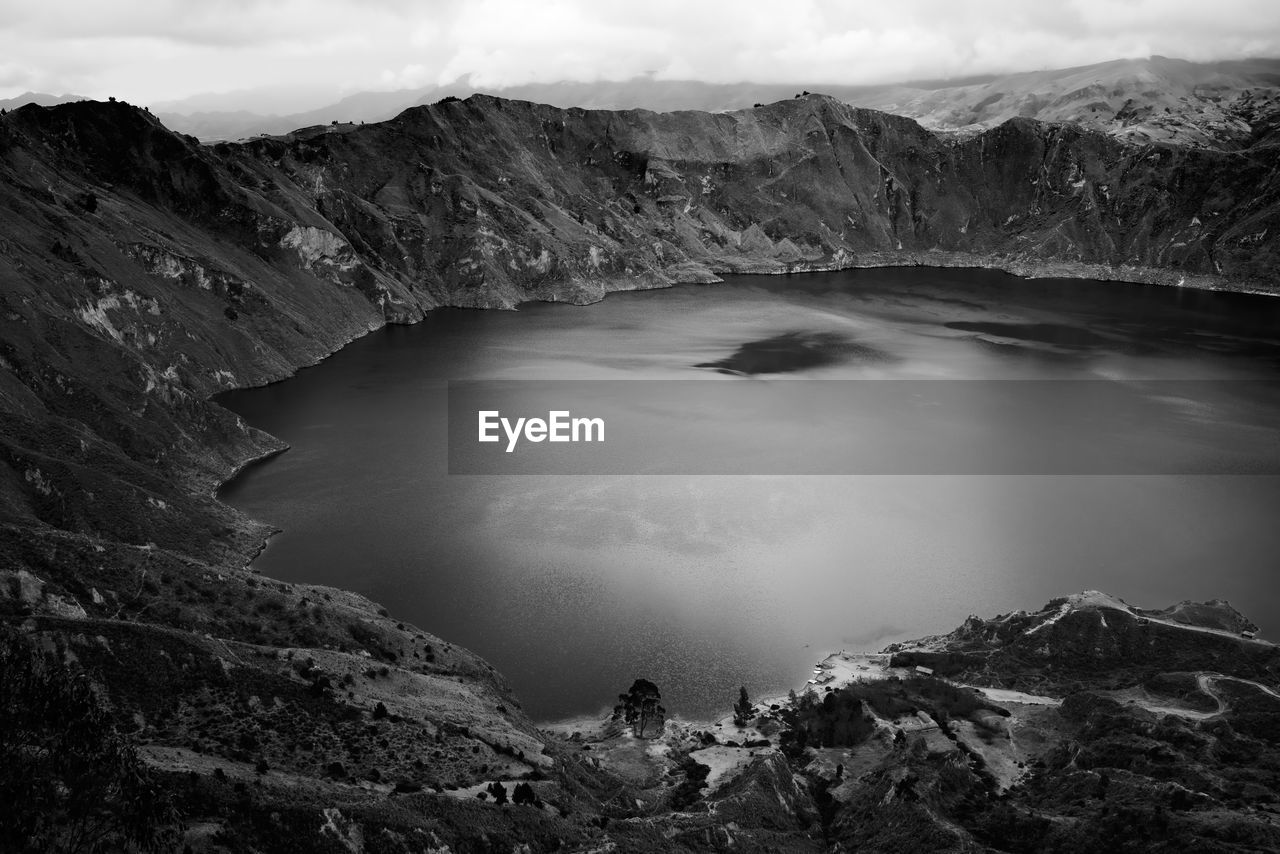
669;757;710;810
0;628;177;852
512;781;539;806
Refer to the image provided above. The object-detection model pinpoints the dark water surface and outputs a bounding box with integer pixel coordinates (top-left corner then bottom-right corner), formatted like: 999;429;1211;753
218;268;1280;720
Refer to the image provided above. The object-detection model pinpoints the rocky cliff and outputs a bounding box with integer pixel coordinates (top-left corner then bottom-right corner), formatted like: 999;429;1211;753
2;94;1280;850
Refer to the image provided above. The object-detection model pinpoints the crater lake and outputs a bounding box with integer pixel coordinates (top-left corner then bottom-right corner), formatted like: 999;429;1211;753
218;267;1280;720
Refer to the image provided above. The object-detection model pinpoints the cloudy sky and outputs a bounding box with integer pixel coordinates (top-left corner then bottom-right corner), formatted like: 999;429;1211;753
2;0;1279;109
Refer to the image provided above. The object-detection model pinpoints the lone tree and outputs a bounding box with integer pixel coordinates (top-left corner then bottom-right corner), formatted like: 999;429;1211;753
614;678;666;738
733;687;753;727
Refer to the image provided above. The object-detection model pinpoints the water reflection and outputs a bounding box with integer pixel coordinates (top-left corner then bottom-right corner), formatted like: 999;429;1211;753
218;268;1280;719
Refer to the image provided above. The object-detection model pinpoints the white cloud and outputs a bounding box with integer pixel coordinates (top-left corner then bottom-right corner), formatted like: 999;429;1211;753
0;0;1276;106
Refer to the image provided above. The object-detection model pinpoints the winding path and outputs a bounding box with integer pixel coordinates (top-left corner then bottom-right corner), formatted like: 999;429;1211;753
1132;672;1280;720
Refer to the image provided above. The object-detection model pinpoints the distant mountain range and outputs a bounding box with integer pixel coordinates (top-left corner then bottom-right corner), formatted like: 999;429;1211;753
0;91;88;111
143;56;1277;149
7;57;1278;151
851;56;1280;149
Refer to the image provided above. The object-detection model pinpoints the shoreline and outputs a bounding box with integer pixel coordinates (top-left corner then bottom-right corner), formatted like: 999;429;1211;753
208;251;1278;503
209;251;1279;573
201;256;1279;723
209;442;290;500
504;252;1279;310
538;650;901;737
541;600;1275;738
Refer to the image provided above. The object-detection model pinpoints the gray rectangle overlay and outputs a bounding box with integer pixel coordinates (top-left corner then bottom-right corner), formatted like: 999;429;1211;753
447;379;1280;475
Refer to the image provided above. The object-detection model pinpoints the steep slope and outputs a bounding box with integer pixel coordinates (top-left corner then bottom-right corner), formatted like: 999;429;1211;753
249;92;1280;302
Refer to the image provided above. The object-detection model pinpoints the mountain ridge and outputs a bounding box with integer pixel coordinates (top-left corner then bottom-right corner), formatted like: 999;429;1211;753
852;55;1280;149
144;56;1280;147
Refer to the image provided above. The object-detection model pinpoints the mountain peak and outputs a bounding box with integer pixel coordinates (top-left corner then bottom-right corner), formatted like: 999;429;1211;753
6;97;176;143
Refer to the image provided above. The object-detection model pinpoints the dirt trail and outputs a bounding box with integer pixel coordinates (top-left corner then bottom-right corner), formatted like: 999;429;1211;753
1127;672;1280;720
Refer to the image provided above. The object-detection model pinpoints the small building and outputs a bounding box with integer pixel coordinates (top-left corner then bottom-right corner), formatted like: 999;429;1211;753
1243;630;1258;639
914;665;935;677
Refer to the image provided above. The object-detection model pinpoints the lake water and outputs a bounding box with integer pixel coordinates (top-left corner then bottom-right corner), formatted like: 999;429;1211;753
218;268;1280;720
